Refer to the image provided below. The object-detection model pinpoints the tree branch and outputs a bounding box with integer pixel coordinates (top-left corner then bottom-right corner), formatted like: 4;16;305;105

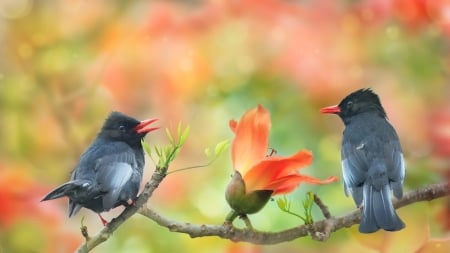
138;181;450;244
75;169;166;253
76;165;450;252
313;193;331;219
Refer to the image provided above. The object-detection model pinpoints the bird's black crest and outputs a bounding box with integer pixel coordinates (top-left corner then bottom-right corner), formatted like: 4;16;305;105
344;89;381;105
100;111;140;133
339;88;387;119
104;111;140;127
98;111;144;143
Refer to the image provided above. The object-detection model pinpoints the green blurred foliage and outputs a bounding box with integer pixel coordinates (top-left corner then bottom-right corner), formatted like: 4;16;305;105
1;0;449;252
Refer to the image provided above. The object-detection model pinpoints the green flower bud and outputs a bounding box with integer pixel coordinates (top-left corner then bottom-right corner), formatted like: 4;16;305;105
225;171;273;216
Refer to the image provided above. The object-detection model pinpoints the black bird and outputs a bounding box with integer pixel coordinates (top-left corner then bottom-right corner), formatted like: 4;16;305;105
321;89;405;233
42;111;159;225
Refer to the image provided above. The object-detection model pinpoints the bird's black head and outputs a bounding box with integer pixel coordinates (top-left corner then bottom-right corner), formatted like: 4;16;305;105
321;88;387;125
99;111;159;145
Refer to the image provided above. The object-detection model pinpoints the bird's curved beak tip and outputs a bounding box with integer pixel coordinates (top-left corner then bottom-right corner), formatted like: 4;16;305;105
134;118;160;134
320;105;341;114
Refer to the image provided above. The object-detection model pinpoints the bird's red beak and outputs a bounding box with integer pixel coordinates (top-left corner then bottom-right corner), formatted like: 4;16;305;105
134;118;159;134
320;105;341;114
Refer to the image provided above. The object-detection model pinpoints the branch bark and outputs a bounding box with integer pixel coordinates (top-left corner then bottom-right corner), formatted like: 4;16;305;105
75;169;166;253
138;181;450;244
76;166;450;252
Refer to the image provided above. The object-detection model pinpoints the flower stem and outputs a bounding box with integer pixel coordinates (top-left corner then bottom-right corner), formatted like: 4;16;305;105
240;215;253;230
225;210;239;223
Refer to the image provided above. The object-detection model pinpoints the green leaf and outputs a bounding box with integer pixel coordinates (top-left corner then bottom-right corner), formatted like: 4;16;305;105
161;133;227;175
165;146;171;156
204;147;211;158
144;123;190;172
302;192;315;224
154;146;162;157
277;194;316;224
173;147;181;159
141;139;152;156
214;140;229;156
276;197;287;211
180;125;190;145
177;122;182;139
166;128;174;143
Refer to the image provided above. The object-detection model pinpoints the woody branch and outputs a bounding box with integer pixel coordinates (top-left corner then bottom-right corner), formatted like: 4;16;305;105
76;168;450;253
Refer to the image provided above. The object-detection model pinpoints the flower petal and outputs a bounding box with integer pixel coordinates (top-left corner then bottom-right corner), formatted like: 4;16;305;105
269;175;338;195
243;150;314;193
229;120;238;134
230;105;271;175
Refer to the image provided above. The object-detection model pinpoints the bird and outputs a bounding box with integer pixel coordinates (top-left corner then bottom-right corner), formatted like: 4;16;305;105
41;111;159;225
320;88;405;233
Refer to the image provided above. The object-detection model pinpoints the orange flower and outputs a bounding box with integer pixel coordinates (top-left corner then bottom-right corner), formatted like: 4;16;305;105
225;105;337;217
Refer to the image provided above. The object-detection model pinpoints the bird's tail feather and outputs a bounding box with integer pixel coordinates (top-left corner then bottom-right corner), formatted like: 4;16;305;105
41;181;81;201
359;183;405;233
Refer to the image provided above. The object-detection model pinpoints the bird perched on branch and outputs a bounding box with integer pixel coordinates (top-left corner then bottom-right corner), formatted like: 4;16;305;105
321;88;405;233
42;111;159;225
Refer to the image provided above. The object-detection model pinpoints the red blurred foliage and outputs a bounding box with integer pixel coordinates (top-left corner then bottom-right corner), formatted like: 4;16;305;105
0;168;59;227
415;238;450;253
97;0;367;114
426;103;450;237
428;106;450;158
242;0;364;96
142;2;224;36
394;0;430;29
436;199;450;232
98;2;219;116
353;0;394;26
226;0;301;20
350;0;450;37
0;165;81;252
226;243;262;253
394;0;450;36
426;0;450;36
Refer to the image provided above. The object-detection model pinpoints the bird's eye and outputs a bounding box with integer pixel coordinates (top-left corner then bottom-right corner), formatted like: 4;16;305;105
118;125;126;132
347;101;353;107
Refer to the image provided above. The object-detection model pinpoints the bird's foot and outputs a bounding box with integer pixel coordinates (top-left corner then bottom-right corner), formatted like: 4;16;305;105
126;198;136;206
98;213;109;226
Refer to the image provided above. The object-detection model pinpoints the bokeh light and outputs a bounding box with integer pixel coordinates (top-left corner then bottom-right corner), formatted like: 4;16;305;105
0;0;449;252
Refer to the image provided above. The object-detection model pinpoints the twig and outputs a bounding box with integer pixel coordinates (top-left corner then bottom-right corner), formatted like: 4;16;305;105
313;193;332;219
80;216;90;241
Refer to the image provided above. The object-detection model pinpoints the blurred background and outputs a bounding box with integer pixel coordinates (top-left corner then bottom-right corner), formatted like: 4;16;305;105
1;0;450;252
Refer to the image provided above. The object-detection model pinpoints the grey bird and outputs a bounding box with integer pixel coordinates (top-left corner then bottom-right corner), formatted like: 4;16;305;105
41;111;159;225
321;89;405;233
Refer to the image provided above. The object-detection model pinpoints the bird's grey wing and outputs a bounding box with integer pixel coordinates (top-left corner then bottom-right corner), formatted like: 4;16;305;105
384;137;405;199
94;144;137;211
341;141;369;206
